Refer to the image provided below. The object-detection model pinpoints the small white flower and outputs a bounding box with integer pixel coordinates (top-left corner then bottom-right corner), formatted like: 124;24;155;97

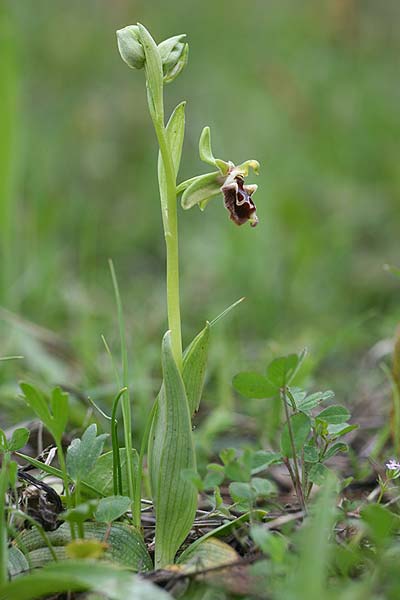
386;459;400;471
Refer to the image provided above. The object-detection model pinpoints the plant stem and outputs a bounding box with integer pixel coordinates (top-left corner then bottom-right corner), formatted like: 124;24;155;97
281;389;307;513
134;396;159;529
75;480;84;539
153;117;183;370
56;443;75;540
0;454;10;585
109;260;136;524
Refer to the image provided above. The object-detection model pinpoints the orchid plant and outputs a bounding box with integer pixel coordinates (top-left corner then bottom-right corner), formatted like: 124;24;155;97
116;23;260;567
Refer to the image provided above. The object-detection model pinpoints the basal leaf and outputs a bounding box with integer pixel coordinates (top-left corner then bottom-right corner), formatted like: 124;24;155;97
0;560;169;600
148;331;197;568
177;537;238;572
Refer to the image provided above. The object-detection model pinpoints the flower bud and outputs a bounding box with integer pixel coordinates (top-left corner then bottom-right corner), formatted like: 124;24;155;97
158;35;188;83
116;25;145;70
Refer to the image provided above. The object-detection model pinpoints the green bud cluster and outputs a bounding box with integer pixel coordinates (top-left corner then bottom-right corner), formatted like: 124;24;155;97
116;25;188;84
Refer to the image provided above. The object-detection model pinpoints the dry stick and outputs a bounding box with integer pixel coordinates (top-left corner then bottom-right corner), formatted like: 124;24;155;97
281;388;307;513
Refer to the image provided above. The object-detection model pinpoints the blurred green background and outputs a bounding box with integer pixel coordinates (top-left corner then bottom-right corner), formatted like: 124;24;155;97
1;0;399;430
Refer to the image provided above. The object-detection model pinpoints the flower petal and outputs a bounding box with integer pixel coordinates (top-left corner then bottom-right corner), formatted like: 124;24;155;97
181;172;222;209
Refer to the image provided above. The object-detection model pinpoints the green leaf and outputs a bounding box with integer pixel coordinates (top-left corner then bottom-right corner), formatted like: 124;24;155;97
297;390;335;412
229;481;254;503
308;462;330;485
327;423;358;438
317;405;350;425
148;331;197;568
224;460;250;483
66;424;109;483
303;444;319;463
266;353;302;388
159;101;185;180
182;322;210;415
251;477;275;498
157;102;186;231
232;372;276;399
20;382;52;432
177;537;238;572
220;448;236;465
20;383;68;446
203;469;224;490
84;449;138;497
281;413;311;458
361;504;400;545
50;387;69;443
181;171;221;210
323;442;348;461
8;428;30;452
63;501;98;525
0;561;170;600
177;510;266;563
7;547;29;579
0;430;6;451
251;450;283;474
95;496;131;523
250;526;288;563
137;23;163;117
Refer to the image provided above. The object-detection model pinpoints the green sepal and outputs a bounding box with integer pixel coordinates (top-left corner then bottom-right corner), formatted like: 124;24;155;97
149;332;197;568
199;126;229;174
116;25;145;70
158;34;188;84
182;322;210;415
164;43;188;84
181;171;222;210
158;34;186;67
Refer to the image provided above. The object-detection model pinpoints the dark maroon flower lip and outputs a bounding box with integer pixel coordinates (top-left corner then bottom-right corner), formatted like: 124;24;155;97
221;175;258;227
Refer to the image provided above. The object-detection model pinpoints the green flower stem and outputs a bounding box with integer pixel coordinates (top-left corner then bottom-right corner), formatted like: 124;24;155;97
152;114;183;370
